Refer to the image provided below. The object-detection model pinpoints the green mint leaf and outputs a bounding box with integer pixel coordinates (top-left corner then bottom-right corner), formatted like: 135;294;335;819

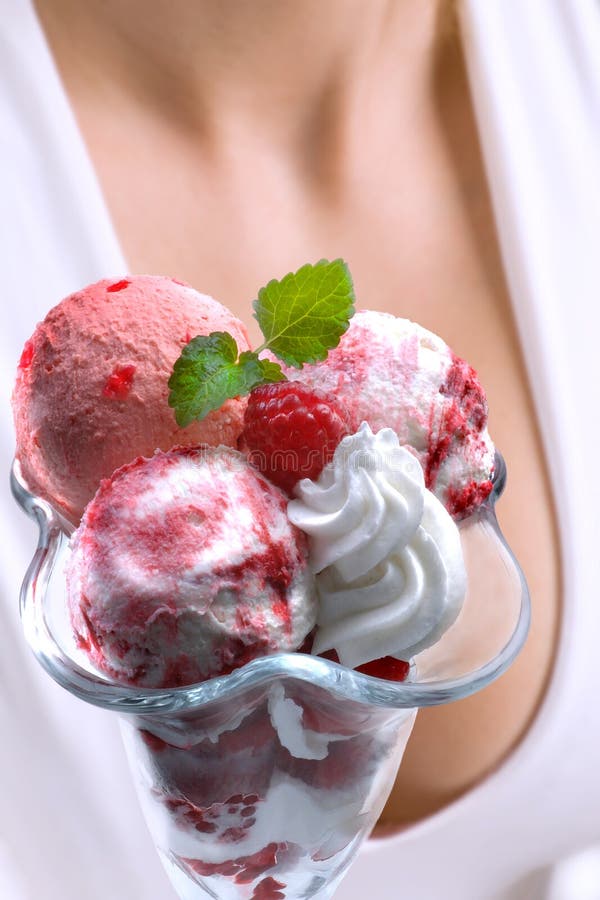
253;259;355;367
237;351;287;386
168;333;284;426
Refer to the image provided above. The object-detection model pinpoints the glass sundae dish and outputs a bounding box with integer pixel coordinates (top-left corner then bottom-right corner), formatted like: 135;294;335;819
11;262;530;898
11;450;528;900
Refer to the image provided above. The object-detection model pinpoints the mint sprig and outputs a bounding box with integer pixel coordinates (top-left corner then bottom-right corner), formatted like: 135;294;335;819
253;259;355;367
168;259;355;426
169;334;285;427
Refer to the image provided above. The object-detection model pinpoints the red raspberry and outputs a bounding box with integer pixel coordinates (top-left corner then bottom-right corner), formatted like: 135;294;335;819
321;649;410;682
355;656;410;681
241;382;351;495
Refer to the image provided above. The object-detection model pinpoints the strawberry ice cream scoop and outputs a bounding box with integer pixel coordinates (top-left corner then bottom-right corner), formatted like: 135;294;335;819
66;446;316;688
12;275;251;523
281;310;495;517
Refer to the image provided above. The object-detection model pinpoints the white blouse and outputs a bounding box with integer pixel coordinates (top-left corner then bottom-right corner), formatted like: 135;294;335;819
1;1;599;898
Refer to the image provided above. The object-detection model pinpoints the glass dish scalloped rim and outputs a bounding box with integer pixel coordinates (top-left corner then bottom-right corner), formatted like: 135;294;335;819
10;451;530;716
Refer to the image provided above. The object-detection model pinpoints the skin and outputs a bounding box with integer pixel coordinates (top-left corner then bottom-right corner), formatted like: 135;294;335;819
36;0;560;828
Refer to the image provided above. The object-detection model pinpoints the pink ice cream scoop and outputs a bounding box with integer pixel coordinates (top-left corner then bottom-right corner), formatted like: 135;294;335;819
66;446;317;688
12;275;251;523
280;310;495;517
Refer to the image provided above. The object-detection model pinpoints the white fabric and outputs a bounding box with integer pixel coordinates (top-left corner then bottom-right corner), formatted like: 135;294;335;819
0;1;599;898
0;3;171;898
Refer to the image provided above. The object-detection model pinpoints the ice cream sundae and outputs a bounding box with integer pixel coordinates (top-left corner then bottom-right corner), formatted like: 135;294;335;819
12;260;515;900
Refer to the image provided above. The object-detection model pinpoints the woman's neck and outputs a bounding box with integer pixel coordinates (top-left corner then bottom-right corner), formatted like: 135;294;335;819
35;0;441;163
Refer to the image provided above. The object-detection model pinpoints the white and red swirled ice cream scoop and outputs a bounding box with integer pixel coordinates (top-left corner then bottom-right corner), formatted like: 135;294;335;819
278;309;495;518
66;446;317;688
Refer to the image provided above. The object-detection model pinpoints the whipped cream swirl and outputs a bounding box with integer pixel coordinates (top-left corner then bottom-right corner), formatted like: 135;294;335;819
287;423;467;667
